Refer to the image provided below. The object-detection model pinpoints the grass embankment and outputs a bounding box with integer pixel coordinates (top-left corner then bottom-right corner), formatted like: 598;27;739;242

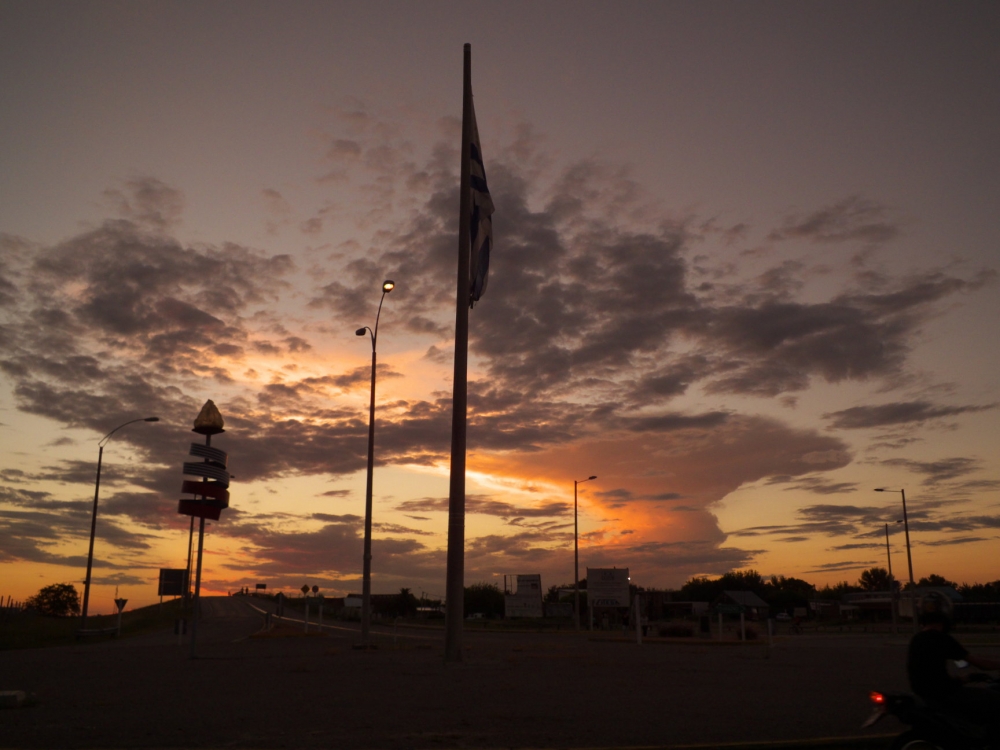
0;598;186;651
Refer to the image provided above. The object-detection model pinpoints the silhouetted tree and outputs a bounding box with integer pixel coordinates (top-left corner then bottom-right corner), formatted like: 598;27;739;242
918;574;958;588
26;583;80;616
678;570;766;602
762;575;815;610
396;588;418;617
464;582;504;618
678;575;724;602
858;567;892;591
718;569;765;591
957;581;1000;602
816;581;863;598
545;584;572;603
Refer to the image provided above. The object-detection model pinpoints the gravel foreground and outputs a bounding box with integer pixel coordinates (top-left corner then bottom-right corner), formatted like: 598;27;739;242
0;597;939;750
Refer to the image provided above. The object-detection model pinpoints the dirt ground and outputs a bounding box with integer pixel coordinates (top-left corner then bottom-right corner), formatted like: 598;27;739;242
3;596;994;750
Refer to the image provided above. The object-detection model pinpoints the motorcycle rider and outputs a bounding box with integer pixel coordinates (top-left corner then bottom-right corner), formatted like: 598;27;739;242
907;594;1000;741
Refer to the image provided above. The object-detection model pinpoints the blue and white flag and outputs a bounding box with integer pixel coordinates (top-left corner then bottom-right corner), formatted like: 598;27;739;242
468;100;494;307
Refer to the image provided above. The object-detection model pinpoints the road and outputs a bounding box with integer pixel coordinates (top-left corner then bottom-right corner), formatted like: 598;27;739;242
5;598;993;749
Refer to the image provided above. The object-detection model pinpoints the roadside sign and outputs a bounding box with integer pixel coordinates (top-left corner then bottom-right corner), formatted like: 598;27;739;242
114;598;128;612
255;583;266;590
504;574;543;618
311;585;319;594
301;584;310;595
588;568;630;608
158;568;188;597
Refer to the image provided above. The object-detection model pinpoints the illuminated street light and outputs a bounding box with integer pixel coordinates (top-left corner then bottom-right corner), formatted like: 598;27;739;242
356;279;394;647
81;417;159;631
574;475;597;631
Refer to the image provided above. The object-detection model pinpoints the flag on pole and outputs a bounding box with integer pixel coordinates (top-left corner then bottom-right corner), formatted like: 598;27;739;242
468;100;494;307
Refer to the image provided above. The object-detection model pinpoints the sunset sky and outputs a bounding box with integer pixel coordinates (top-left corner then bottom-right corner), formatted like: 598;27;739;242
2;2;998;613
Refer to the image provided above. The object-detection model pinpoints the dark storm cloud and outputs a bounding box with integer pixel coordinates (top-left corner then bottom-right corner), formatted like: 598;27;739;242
0;498;161;568
212;511;445;586
824;401;996;429
306;119;987;420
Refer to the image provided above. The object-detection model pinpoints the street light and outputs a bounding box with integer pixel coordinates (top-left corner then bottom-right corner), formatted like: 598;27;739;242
355;279;394;646
81;416;159;630
574;475;597;631
883;520;902;633
876;488;916;632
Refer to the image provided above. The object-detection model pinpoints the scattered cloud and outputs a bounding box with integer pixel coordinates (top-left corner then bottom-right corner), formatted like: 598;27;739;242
768;196;899;245
825;401;996;429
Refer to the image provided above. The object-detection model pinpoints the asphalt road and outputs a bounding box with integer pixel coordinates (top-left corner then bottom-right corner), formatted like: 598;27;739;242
5;598;992;750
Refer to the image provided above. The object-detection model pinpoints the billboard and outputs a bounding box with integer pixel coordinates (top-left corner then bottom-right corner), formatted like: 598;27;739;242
158;568;188;597
587;567;630;608
504;574;543;618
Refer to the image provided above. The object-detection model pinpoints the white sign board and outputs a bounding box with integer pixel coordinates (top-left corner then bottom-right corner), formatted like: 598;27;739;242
504;574;543;618
587;568;630;608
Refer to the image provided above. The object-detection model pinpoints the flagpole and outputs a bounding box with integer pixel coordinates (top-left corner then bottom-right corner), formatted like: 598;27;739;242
444;42;473;663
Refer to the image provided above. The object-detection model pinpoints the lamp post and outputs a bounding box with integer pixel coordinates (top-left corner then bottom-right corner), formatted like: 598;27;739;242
81;416;159;630
356;279;394;646
574;475;597;631
876;488;916;632
884;520;902;634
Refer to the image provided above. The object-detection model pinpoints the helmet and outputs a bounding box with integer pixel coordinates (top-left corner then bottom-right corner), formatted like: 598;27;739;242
918;592;953;631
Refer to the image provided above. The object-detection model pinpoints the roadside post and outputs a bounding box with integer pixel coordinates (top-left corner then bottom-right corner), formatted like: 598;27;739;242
114;597;127;637
633;596;642;645
178;400;231;660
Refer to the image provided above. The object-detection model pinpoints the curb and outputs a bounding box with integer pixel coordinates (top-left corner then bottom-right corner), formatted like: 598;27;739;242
557;735;895;750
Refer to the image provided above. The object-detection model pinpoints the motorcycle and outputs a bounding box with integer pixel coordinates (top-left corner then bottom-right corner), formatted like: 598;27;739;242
863;668;999;750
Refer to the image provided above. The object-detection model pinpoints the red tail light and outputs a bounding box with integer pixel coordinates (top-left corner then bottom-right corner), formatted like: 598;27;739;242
870;691;885;705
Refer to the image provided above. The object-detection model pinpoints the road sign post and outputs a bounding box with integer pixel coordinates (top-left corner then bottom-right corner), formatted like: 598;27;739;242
179;401;229;660
114;597;127;637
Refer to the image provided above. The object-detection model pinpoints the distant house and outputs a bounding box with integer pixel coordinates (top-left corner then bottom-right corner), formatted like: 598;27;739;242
714;590;769;620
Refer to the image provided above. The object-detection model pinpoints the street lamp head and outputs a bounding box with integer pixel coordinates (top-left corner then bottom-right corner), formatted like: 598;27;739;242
875;488;885;492
588;475;597;480
382;280;395;293
144;417;160;422
355;327;367;336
